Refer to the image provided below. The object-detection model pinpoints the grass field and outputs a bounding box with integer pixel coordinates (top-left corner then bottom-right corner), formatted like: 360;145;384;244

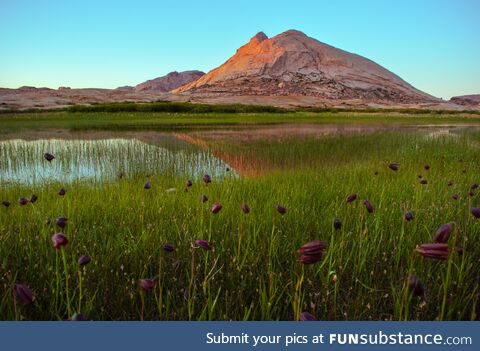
2;107;480;135
0;109;479;321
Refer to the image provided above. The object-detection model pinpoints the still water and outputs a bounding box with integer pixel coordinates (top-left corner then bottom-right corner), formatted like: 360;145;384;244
0;133;232;185
0;124;478;185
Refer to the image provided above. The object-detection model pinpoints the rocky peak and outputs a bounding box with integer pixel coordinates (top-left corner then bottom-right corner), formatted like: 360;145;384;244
172;29;437;104
278;29;307;38
250;31;268;44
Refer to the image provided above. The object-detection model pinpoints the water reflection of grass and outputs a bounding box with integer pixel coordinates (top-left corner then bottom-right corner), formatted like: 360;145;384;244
0;137;231;185
0;128;479;321
195;128;480;176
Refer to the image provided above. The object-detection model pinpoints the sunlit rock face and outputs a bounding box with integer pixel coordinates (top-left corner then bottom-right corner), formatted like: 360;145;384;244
173;30;437;104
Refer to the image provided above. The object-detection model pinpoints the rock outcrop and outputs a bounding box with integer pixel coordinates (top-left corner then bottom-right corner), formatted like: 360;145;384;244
449;95;480;107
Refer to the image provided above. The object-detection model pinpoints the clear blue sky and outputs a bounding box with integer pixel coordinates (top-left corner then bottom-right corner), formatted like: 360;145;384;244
0;0;478;99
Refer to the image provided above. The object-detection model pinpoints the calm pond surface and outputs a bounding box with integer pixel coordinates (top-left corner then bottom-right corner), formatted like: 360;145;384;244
0;124;479;185
0;132;233;185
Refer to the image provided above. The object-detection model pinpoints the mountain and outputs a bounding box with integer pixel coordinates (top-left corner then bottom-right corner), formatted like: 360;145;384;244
449;94;480;107
173;30;437;104
135;70;204;92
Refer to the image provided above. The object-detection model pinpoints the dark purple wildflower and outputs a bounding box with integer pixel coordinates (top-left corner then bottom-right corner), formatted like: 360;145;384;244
203;174;211;184
18;198;28;205
201;194;208;203
299;240;328;255
471;184;479;190
418;174;423;179
43;153;55;162
388;163;399;171
51;233;69;250
415;243;449;260
1;201;10;207
55;216;68;229
14;284;34;305
452;194;459;200
276;204;287;215
407;275;425;298
468;191;474;197
29;194;38;203
144;181;151;190
405;212;414;221
299;311;316;321
420;180;428;185
346;193;357;203
447;180;454;187
433;223;452;243
58;187;66;196
186;179;193;187
424;164;430;170
139;279;155;292
162;243;175;252
78;255;91;266
471;207;480;219
363;200;374;213
241;203;250;214
333;218;342;230
195;239;212;251
211;203;222;214
374;171;379;176
298;240;328;264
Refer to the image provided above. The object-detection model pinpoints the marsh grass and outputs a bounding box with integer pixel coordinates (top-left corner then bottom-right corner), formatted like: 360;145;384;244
0;126;479;320
0;136;233;185
2;110;480;136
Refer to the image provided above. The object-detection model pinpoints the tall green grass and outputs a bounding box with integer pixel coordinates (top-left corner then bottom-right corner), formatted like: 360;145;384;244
0;128;479;320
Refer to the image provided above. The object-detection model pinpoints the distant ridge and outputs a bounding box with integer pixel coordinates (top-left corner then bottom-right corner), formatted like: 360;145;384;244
135;70;204;92
449;94;480;107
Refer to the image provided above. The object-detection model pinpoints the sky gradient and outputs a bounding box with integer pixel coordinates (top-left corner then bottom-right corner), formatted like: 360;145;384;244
0;0;479;99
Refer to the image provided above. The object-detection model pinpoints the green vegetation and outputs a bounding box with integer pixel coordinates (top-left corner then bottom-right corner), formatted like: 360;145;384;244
1;109;480;135
2;101;480;115
1;127;479;320
67;101;286;114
